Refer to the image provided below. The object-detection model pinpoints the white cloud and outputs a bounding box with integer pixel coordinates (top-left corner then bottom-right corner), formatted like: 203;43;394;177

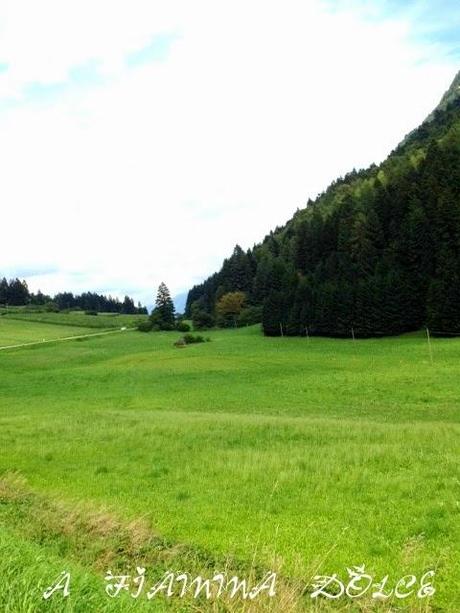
0;0;457;305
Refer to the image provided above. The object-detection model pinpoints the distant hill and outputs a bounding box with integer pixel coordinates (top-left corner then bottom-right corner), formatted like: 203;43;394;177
173;292;188;314
186;70;460;337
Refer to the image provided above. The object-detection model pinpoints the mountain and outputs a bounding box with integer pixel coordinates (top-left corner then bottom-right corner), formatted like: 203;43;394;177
186;71;460;337
173;292;188;314
402;70;460;143
427;70;460;120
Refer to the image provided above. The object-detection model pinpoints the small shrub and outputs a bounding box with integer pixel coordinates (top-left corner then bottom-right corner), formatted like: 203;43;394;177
183;333;207;344
176;321;191;332
85;310;98;316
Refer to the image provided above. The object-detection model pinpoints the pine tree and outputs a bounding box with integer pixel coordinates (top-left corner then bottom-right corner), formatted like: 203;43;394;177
151;282;176;330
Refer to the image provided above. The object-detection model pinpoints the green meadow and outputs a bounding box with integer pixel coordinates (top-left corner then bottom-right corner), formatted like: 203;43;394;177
0;317;99;347
0;308;147;331
0;322;459;611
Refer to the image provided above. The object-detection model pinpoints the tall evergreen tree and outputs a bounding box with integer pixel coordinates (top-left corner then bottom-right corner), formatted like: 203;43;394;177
151;282;175;330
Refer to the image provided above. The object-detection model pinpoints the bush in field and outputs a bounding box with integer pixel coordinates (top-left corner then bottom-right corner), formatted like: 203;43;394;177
138;320;153;332
85;310;98;316
176;321;191;332
182;333;209;344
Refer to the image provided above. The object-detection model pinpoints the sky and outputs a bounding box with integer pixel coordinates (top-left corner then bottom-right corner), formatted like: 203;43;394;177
0;0;458;307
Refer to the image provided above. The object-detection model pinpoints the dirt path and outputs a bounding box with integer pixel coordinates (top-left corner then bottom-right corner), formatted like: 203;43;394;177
0;327;133;351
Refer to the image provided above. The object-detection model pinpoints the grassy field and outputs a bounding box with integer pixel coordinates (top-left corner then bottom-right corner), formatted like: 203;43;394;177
0;308;148;330
0;317;101;346
0;323;459;611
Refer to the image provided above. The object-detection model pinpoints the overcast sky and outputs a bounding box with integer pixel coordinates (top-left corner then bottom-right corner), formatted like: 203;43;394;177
0;0;458;306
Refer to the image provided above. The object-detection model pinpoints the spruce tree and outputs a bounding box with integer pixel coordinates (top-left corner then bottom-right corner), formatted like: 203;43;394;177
151;283;175;330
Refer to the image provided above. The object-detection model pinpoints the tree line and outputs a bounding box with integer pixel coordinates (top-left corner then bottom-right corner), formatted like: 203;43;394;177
186;95;460;337
0;277;147;315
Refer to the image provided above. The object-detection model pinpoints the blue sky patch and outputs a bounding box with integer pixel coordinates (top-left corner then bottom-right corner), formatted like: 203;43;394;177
68;59;104;87
23;80;68;101
325;0;460;59
3;59;106;109
126;33;178;68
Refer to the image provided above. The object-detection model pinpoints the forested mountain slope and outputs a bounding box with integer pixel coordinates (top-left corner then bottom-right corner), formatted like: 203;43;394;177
186;71;460;337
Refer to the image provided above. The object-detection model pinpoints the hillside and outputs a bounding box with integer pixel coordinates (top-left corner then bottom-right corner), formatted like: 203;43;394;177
186;70;460;337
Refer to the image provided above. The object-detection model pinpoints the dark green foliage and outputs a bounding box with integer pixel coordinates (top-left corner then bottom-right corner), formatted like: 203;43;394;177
150;282;175;330
182;333;208;344
0;278;30;306
238;305;262;326
186;79;460;337
137;320;154;332
29;290;50;305
176;321;191;332
0;277;146;315
191;308;215;330
53;291;146;314
137;302;148;315
0;278;8;304
261;258;295;336
45;301;59;313
121;296;136;314
427;243;460;335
